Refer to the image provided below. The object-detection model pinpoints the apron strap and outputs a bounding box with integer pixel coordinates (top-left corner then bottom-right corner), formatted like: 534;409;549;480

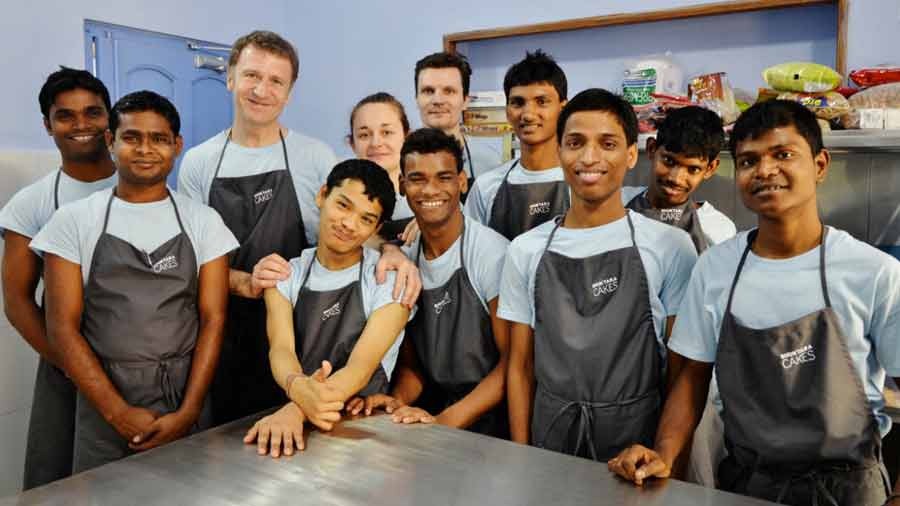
211;130;232;181
299;252;316;291
819;226;831;308
212;129;290;180
415;214;467;269
168;190;187;235
725;229;758;316
726;225;829;316
541;214;564;253
625;211;637;248
463;136;474;180
499;159;519;186
53;169;62;211
101;190;116;234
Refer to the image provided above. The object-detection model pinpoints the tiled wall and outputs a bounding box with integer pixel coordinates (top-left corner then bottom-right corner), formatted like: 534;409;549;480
0;149;59;496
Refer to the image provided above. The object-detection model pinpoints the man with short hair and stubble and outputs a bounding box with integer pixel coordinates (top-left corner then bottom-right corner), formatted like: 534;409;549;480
179;31;419;424
34;90;238;472
0;67;118;489
414;51;502;198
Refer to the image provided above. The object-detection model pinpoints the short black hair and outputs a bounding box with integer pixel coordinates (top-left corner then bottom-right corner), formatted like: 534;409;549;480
324;159;396;225
655;106;724;162
414;52;472;96
39;67;111;119
503;50;567;101
399;128;464;174
557;88;638;145
109;90;181;136
729;99;823;157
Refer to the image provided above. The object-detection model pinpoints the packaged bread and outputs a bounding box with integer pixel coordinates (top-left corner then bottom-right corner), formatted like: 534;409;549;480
848;82;900;109
777;91;850;120
763;62;842;93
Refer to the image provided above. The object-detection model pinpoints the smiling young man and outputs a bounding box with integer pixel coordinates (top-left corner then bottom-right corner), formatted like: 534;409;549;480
619;105;736;486
465;50;570;240
345;128;510;437
243;159;411;458
414;52;502;195
501;88;696;461
32;91;237;472
179;31;418;424
608;100;900;506
0;68;117;489
621;106;735;253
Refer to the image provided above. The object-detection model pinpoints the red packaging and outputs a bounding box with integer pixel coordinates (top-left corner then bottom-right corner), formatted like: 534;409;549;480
850;67;900;88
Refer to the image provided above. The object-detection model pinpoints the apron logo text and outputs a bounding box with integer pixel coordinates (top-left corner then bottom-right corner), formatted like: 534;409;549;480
591;276;618;296
152;255;179;273
659;208;684;222
253;188;274;205
322;302;341;321
779;344;816;369
528;201;551;216
434;291;452;315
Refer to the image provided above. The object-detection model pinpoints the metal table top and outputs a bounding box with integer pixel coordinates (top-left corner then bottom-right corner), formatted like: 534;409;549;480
5;414;774;506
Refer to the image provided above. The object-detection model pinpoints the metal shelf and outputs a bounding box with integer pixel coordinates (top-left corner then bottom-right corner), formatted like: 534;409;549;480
637;131;900;153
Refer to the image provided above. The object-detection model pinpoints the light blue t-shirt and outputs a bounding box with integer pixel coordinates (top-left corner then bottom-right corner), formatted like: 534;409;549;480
30;188;239;284
463;135;503;181
464;159;567;229
402;216;509;312
669;227;900;436
178;130;337;245
620;186;737;246
498;210;698;350
0;169;116;239
275;247;413;379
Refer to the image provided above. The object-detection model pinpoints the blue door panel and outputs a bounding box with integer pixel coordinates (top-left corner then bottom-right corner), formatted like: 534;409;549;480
85;21;231;188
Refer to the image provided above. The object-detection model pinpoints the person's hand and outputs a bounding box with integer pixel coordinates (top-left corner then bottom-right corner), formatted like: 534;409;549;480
249;253;292;298
399;220;420;247
607;445;671;486
129;409;197;451
346;394;404;416
389;405;434;424
108;405;158;442
243;402;306;458
288;361;345;431
376;244;421;309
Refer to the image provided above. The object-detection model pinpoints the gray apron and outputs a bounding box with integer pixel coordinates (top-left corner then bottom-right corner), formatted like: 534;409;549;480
531;213;662;460
24;170;76;489
625;190;708;253
208;130;308;424
487;161;570;241
406;224;508;437
293;256;388;397
73;189;206;472
716;228;890;506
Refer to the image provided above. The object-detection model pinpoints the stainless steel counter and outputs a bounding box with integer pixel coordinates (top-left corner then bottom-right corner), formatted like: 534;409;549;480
4;414;774;506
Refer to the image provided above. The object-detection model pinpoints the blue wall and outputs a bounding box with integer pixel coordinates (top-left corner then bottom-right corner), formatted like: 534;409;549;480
0;0;288;151
283;0;900;157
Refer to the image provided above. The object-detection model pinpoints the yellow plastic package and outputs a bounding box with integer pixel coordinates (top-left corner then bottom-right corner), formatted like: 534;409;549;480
776;91;850;120
763;62;842;93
